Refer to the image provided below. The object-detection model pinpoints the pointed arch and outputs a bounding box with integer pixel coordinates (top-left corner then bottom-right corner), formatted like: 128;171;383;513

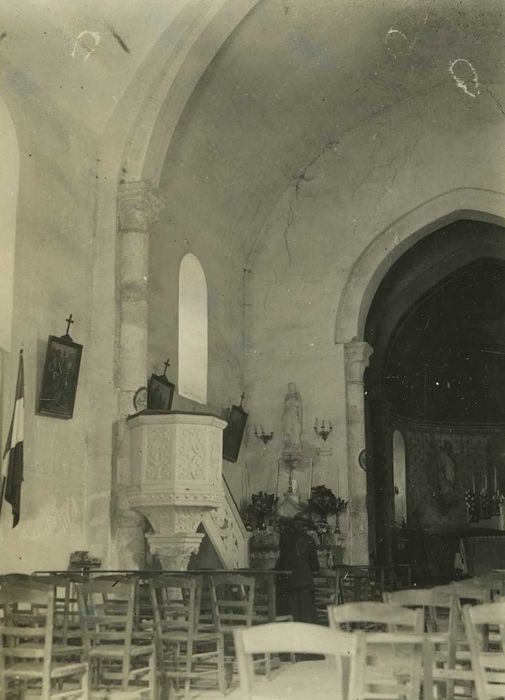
335;188;505;344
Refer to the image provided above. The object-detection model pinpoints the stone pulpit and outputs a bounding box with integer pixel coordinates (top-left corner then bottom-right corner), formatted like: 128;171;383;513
126;412;227;569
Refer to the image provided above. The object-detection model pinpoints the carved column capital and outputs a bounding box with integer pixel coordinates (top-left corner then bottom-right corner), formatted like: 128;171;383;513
118;181;167;234
147;533;205;571
344;340;373;385
138;506;203;537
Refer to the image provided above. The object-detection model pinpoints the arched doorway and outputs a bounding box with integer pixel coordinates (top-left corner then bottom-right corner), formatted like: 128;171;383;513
364;220;505;582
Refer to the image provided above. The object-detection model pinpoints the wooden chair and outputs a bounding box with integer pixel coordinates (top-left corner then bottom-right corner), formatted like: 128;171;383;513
328;600;423;632
463;600;505;700
0;580;88;699
328;601;424;700
385;588;472;699
431;579;493;604
336;565;383;603
149;575;226;699
34;574;83;646
313;569;339;624
209;574;254;647
77;577;156;697
210;573;255;683
233;621;361;700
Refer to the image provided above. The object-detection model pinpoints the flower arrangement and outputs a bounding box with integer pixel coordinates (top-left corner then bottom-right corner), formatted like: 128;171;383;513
308;485;348;522
464;488;478;523
244;491;278;530
492;490;504;516
480;487;491;520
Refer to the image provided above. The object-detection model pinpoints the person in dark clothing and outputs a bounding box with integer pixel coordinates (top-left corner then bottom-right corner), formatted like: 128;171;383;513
276;514;320;623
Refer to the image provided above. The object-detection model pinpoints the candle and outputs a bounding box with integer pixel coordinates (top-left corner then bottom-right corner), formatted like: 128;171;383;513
315;418;319;428
472;472;476;492
495;466;498;492
484;471;488;490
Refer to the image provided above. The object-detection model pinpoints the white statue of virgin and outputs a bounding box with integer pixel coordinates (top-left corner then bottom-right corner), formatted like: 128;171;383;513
283;382;303;451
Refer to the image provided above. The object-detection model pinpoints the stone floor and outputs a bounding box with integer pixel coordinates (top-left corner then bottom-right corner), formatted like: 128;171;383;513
180;659;338;700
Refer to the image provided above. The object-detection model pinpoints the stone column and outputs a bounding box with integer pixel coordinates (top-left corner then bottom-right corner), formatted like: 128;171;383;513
117;181;167;417
344;340;373;564
113;182;166;567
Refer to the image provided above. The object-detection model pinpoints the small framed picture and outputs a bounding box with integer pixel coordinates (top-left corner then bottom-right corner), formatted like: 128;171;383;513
147;374;175;411
223;404;248;463
37;335;83;419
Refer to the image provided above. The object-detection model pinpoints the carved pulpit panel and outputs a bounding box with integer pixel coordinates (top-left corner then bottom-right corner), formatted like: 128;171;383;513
126;412;227;569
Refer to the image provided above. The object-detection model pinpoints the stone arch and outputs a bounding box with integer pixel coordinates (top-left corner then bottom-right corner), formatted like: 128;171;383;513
335;188;505;345
104;0;263;188
337;188;505;565
97;0;263;414
99;1;262;566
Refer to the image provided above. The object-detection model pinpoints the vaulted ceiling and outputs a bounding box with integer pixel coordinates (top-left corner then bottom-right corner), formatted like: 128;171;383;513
1;0;190;133
5;0;505;252
161;0;505;254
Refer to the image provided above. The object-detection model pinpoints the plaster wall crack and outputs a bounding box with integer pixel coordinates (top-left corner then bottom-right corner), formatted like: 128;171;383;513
282;138;339;263
485;86;505;119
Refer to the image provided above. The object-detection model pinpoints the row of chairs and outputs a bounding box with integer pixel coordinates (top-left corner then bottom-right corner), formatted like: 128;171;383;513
313;565;413;623
4;569;502;699
234;593;505;700
0;572;261;699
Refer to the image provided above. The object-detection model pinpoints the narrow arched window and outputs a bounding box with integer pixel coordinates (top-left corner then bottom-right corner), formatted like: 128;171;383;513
393;429;407;525
178;254;208;404
0;97;19;352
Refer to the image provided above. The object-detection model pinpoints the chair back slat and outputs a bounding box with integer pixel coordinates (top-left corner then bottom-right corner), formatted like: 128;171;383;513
76;576;155;695
314;569;339;624
385;587;466;699
233;621;361;700
327;602;424;700
149;574;201;637
328;601;424;632
77;578;136;648
0;580;72;699
210;574;255;632
463;601;505;700
384;588;458;635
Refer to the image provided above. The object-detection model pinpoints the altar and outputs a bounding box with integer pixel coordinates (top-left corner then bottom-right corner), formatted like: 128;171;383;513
460;533;505;576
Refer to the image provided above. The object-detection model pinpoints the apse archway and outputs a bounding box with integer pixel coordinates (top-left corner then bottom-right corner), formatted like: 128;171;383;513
335;188;505;344
364;220;505;581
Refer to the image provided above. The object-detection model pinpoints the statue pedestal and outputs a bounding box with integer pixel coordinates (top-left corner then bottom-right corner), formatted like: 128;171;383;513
126;412;227;569
277;492;302;519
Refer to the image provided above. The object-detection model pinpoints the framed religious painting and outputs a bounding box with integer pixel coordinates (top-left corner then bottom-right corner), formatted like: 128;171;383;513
223;403;248;463
37;335;83;419
147;373;175;411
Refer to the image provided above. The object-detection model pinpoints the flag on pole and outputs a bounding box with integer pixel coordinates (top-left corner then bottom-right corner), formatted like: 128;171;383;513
1;349;24;527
